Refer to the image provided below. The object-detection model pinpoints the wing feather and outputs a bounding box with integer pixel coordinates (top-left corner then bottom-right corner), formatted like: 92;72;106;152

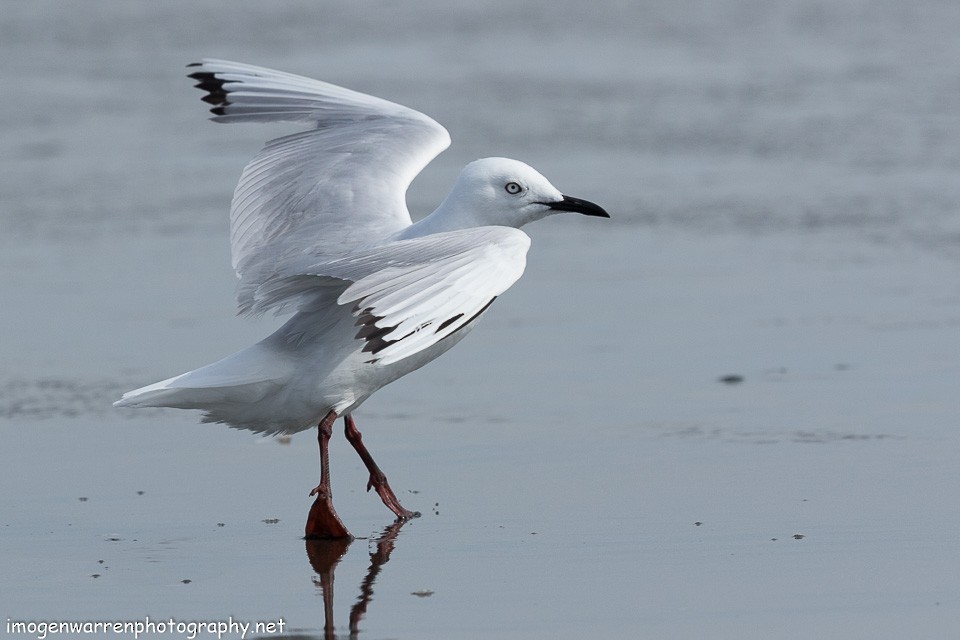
335;228;531;364
187;59;451;312
247;227;531;364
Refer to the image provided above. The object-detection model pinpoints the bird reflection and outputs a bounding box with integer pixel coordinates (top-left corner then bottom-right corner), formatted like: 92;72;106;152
304;518;408;639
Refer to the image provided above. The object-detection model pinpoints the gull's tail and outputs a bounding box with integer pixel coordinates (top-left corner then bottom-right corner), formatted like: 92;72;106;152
114;343;295;433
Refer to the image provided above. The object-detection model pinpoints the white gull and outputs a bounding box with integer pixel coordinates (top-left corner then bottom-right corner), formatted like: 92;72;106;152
114;60;608;536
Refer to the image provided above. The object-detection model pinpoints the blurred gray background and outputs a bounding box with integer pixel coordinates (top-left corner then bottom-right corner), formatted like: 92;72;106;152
2;2;959;639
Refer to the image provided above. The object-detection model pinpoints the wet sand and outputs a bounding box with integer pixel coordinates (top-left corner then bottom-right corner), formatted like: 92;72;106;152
3;227;959;638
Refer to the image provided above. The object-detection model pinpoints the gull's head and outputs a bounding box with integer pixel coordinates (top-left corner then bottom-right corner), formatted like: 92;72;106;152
441;157;609;229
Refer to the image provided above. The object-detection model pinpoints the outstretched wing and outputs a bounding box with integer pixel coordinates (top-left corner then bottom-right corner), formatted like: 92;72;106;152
187;59;451;312
249;227;531;365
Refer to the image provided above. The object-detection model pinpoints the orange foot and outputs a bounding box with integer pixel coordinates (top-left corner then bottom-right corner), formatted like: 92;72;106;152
305;487;352;540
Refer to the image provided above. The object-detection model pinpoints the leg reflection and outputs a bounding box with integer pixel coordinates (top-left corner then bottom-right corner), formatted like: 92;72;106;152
349;518;406;635
305;518;410;639
305;536;352;640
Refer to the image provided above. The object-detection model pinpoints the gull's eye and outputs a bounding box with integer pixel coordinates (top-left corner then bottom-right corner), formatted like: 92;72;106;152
504;181;523;195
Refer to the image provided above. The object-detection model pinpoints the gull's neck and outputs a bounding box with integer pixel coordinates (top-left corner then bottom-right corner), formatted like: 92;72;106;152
397;198;491;239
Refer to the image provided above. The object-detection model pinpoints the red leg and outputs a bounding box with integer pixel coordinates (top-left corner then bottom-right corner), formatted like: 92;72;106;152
305;410;352;539
343;415;420;520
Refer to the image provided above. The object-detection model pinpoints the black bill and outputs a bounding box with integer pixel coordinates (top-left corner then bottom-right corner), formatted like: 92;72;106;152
541;194;610;218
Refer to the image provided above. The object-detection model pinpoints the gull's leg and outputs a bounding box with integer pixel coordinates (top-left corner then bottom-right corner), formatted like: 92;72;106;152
305;410;352;539
343;415;420;520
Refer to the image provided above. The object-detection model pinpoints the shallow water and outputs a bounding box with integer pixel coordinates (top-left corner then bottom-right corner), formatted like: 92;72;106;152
3;1;960;638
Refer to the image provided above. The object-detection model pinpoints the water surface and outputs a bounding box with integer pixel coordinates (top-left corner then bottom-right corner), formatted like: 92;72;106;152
2;2;959;638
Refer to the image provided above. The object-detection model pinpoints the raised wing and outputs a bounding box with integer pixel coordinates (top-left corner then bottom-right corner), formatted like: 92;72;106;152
249;227;531;365
187;59;451;311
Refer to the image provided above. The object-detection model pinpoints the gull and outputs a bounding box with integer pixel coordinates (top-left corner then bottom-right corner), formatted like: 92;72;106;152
114;59;609;538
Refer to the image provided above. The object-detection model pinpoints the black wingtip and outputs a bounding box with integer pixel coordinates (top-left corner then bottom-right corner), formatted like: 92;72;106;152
355;308;398;355
187;67;231;114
